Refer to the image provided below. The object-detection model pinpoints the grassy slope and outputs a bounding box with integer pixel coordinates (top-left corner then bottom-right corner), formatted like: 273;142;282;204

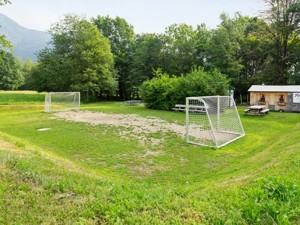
0;92;300;224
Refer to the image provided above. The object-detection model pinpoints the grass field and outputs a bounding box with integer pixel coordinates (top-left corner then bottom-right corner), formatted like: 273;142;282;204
0;91;300;224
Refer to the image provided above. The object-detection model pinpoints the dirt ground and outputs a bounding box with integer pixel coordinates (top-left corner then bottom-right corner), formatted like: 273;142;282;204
53;111;238;147
53;111;187;146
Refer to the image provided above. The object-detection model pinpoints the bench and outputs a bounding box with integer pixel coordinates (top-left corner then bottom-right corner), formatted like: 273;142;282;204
173;104;206;113
173;104;186;112
260;109;270;114
125;100;142;106
244;109;250;113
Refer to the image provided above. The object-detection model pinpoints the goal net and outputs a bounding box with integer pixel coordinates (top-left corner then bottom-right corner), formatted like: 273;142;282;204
186;96;245;148
44;92;80;113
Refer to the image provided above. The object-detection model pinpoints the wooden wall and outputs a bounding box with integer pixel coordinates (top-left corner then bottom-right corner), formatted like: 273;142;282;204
250;92;288;111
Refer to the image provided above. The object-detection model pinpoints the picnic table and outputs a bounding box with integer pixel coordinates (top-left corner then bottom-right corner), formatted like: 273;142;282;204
125;100;142;106
244;105;269;115
173;104;206;113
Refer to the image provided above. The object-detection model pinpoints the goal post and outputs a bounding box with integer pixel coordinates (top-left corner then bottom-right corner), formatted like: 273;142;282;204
44;92;80;113
186;96;245;149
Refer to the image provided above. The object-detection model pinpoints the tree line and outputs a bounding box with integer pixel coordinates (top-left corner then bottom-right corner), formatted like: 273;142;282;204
1;0;300;103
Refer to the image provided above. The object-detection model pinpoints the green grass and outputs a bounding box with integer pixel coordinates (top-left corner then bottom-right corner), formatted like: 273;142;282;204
0;92;300;224
0;91;45;104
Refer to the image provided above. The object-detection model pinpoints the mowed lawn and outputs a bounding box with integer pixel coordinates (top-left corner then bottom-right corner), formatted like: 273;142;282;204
0;92;300;224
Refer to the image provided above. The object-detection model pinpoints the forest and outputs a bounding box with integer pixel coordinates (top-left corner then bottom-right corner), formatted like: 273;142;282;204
1;0;300;106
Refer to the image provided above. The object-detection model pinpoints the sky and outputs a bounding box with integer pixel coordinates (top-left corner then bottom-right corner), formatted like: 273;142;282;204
0;0;266;33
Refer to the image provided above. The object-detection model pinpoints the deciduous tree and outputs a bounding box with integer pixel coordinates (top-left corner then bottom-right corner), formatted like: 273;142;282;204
0;51;24;90
238;17;270;94
130;33;165;89
33;15;117;99
205;13;266;97
261;0;300;84
19;59;36;90
163;24;199;75
93;16;135;99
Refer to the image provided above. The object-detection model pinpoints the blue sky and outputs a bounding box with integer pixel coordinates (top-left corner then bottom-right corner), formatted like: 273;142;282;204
1;0;265;33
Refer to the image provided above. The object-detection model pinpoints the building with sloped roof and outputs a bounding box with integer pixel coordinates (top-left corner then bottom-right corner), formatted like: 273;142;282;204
248;85;300;112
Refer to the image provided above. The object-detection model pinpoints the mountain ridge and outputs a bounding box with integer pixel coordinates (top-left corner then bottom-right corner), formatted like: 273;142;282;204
0;13;51;61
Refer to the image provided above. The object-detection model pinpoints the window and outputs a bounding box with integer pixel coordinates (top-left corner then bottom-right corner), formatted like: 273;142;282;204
279;95;284;103
260;94;265;102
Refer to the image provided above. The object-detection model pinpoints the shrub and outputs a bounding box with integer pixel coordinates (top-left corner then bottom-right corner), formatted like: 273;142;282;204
171;67;229;104
140;69;178;110
140;67;229;110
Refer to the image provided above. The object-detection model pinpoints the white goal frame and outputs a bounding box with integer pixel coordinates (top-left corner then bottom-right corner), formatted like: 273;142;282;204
186;96;245;149
44;92;80;113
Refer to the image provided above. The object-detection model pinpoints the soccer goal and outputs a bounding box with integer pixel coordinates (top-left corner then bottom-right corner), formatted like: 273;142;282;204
44;92;80;113
186;96;245;149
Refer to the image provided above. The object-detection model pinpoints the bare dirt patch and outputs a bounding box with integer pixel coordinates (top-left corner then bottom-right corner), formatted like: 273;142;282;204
54;111;187;146
142;150;165;158
130;163;154;177
53;111;240;148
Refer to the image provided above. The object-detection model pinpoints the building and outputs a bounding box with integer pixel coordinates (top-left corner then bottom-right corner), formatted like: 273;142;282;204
248;85;300;112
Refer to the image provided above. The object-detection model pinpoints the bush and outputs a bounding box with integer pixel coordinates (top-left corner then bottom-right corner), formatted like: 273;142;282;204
172;67;229;104
140;69;179;110
140;67;229;110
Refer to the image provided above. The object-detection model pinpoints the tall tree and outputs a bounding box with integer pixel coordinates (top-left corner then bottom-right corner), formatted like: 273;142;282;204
239;17;270;93
93;16;135;100
261;0;300;84
163;24;199;76
19;59;36;90
130;33;165;88
205;13;247;95
130;24;209;90
194;24;211;67
32;15;117;99
0;51;24;90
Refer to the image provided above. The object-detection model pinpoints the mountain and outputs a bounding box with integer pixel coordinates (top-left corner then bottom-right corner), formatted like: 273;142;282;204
0;13;51;61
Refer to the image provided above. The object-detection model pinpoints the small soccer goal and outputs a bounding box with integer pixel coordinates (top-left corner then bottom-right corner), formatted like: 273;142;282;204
186;96;245;149
44;92;80;113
